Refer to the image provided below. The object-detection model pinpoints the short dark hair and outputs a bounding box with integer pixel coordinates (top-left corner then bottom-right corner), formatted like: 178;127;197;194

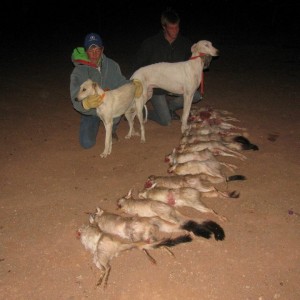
161;8;180;27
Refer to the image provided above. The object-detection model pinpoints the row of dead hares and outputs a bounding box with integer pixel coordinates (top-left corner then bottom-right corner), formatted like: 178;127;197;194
77;105;259;288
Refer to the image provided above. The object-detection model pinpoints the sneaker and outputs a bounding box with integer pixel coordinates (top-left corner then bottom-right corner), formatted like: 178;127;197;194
170;110;180;121
112;132;119;143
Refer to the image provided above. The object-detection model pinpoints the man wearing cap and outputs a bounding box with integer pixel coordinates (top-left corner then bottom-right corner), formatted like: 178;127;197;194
70;33;128;148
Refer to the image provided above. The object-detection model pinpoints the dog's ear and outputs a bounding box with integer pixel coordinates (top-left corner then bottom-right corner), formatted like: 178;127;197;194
93;82;104;95
202;55;212;70
92;82;98;90
191;42;198;54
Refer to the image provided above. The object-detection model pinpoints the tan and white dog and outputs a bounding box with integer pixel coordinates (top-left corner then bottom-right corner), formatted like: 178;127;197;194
130;40;219;136
77;79;143;158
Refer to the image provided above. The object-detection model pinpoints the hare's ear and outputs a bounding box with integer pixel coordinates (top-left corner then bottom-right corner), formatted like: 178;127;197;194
96;207;104;216
126;189;133;199
150;182;157;189
89;213;96;224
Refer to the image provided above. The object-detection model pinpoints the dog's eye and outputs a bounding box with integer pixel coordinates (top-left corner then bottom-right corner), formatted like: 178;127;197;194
83;88;86;92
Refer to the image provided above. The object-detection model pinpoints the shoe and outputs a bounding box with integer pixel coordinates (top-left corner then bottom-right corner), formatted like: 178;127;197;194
112;132;119;144
170;110;180;121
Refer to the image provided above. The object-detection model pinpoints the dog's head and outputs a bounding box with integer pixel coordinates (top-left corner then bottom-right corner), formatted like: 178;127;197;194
191;40;219;69
191;40;219;57
77;79;103;101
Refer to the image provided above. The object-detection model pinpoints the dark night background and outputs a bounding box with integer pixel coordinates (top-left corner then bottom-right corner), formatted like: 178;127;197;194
1;0;299;72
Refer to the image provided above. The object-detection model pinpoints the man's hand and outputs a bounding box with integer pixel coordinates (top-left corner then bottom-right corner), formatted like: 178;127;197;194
82;95;102;110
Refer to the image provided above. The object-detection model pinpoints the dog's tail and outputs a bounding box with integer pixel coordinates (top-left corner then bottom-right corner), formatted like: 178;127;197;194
143;105;148;123
233;136;259;151
180;220;225;241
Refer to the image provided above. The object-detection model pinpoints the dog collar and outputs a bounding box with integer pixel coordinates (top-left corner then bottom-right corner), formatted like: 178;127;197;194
189;52;206;60
189;53;205;96
98;93;106;106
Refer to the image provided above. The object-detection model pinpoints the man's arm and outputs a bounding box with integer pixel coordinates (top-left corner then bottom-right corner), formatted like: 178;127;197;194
70;68;98;116
101;57;129;89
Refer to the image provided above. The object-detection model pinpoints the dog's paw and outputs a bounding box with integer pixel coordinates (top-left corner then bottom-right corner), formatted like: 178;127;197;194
100;152;108;158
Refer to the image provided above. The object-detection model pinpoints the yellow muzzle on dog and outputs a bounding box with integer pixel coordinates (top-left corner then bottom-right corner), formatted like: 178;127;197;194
132;79;143;98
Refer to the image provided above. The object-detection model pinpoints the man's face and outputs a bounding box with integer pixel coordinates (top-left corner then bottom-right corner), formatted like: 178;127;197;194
86;46;103;64
163;22;180;41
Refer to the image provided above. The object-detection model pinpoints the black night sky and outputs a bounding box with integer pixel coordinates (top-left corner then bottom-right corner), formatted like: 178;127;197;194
1;1;299;50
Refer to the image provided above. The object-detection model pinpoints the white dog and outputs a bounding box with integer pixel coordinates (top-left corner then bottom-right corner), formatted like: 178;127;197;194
77;79;143;158
130;40;219;136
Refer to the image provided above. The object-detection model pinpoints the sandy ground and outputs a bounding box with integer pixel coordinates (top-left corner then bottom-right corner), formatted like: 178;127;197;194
0;27;299;300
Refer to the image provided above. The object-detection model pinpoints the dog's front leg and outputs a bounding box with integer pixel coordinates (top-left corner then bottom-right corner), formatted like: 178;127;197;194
181;94;193;133
101;121;113;158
